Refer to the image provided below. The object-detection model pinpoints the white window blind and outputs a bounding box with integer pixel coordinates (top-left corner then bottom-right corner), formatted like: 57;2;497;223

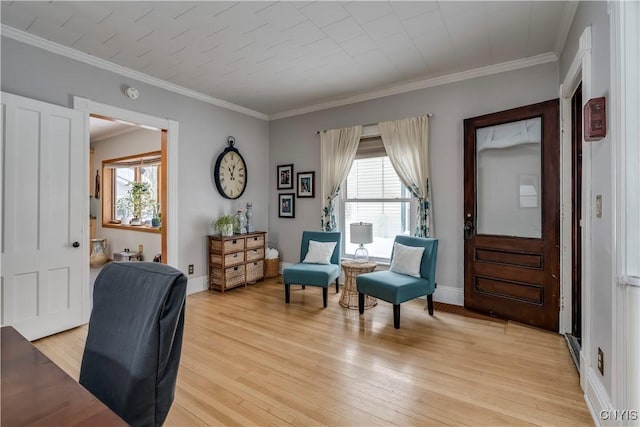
342;152;414;261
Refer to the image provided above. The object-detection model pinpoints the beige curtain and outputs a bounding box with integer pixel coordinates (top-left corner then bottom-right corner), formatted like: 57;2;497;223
378;116;434;237
320;125;362;231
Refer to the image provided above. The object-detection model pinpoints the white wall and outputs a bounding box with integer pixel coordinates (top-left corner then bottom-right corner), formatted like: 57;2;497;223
1;37;269;280
91;128;161;261
559;0;613;400
269;62;559;296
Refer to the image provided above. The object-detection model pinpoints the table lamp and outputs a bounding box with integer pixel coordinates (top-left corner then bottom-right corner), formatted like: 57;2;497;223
350;222;373;262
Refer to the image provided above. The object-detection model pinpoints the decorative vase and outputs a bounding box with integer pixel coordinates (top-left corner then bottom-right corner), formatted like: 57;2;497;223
246;202;254;232
151;217;160;227
236;209;247;234
90;238;107;267
221;224;234;237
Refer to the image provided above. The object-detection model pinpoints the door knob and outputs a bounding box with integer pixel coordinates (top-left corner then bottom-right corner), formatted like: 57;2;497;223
72;241;80;248
464;220;474;240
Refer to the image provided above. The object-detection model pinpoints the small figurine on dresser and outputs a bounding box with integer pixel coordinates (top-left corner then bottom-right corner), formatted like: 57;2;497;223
236;208;247;234
246;202;254;232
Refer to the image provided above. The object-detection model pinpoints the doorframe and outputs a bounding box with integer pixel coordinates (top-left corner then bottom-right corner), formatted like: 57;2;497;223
73;97;179;323
559;26;592;389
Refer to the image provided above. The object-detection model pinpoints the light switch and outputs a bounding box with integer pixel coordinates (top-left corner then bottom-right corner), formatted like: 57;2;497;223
595;195;602;218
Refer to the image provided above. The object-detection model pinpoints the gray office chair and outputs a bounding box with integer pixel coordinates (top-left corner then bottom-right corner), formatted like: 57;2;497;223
80;262;187;427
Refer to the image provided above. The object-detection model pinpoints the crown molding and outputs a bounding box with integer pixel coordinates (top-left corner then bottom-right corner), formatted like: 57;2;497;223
0;25;269;121
2;24;560;123
269;52;558;120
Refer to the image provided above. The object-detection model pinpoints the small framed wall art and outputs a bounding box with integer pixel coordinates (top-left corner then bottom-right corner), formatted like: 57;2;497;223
278;193;295;218
277;164;294;190
296;171;315;198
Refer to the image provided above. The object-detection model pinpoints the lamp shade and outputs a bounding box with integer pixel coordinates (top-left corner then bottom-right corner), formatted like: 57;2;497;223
350;222;373;244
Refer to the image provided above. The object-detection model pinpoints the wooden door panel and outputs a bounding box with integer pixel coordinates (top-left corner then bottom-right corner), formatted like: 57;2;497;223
473;276;543;305
474;248;543;269
464;99;560;331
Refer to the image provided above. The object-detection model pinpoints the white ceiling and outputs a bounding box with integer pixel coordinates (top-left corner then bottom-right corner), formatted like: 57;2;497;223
90;115;139;141
1;1;574;117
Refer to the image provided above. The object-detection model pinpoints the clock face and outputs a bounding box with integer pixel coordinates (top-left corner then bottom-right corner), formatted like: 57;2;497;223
214;148;247;199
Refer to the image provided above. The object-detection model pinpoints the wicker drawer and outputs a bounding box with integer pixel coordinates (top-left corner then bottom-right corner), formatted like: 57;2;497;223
223;238;245;253
209;252;244;266
225;251;244;266
246;260;264;283
246;247;264;262
210;265;245;288
246;234;264;249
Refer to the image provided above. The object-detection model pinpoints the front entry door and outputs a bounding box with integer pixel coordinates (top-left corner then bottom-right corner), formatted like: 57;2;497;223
463;99;560;331
1;92;85;340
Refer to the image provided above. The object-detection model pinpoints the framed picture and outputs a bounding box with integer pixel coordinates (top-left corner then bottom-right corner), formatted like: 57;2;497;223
278;193;295;218
277;164;294;190
296;171;315;198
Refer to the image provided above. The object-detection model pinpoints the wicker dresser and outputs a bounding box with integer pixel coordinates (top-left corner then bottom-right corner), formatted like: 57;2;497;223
208;231;266;292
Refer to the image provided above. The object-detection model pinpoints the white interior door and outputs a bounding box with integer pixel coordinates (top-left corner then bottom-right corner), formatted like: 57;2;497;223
1;92;85;340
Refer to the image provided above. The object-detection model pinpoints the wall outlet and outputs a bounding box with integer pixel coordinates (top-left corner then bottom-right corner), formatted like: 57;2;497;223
595;195;602;218
188;264;194;275
597;347;604;375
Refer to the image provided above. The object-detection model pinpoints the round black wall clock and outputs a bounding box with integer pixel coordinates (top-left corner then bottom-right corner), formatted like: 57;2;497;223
213;136;247;199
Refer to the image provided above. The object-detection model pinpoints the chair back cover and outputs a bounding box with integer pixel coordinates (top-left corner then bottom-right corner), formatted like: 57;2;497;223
392;236;438;287
80;262;187;427
299;231;342;264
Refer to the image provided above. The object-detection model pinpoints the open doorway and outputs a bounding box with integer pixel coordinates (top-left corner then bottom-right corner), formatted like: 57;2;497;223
88;115;167;296
566;83;583;368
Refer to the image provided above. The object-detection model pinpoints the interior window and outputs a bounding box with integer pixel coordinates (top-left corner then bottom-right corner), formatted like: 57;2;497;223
342;155;413;262
102;151;162;232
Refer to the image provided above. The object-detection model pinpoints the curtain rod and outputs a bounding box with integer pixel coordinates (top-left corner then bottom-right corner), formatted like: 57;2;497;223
314;113;433;135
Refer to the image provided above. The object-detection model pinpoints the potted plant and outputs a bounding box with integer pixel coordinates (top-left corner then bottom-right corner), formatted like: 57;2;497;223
213;214;238;237
116;182;153;225
151;203;161;227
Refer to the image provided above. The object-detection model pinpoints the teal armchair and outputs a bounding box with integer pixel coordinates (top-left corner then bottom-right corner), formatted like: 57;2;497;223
357;236;438;329
282;231;341;308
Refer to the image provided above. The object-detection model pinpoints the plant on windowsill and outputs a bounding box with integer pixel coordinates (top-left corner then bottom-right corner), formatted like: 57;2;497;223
116;182;154;226
213;215;238;237
151;204;161;227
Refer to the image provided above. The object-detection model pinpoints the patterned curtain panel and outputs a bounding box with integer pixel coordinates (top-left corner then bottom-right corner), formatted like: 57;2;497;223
378;116;434;237
320;126;362;231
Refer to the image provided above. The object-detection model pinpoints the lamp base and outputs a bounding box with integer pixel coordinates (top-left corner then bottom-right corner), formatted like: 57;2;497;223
354;245;369;263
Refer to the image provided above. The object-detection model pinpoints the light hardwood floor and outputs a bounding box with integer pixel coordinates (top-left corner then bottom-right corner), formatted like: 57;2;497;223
34;277;593;426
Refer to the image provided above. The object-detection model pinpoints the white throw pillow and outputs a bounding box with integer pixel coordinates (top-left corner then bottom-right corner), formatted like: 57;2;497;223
302;240;337;264
389;242;424;277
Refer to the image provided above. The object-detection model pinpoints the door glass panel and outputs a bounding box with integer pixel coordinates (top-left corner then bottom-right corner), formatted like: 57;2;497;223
476;117;542;238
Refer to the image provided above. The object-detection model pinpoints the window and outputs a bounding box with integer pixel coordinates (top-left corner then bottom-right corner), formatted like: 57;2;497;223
102;151;162;233
341;137;414;262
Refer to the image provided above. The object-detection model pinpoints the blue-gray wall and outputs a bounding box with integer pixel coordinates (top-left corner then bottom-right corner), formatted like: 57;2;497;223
269;61;559;297
1;36;269;281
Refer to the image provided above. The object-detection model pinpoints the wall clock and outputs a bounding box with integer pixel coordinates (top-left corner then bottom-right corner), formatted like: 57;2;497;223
213;136;247;199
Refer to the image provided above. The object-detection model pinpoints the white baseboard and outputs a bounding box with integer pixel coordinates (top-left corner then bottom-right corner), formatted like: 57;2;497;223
584;367;614;426
433;284;464;306
186;275;208;295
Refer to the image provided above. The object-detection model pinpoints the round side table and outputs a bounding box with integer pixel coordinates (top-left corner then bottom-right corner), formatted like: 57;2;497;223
340;260;378;309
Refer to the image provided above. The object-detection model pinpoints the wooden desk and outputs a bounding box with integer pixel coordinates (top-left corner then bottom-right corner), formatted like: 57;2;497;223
0;326;126;426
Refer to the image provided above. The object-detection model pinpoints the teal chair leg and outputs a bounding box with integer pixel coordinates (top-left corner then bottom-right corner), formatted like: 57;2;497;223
358;293;365;314
427;294;434;316
335;278;339;293
322;287;328;308
285;284;290;303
